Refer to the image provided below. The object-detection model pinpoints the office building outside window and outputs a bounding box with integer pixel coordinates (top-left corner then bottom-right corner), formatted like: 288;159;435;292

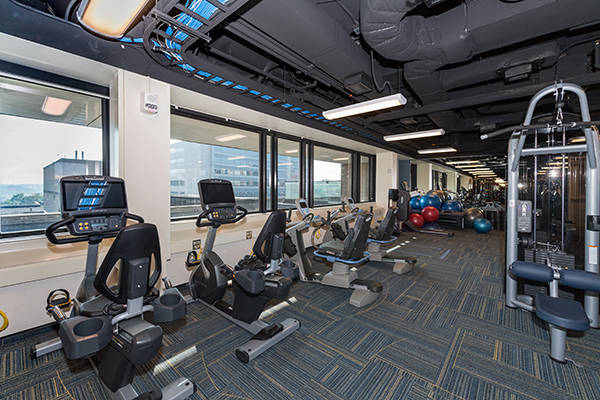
0;75;104;236
170;115;261;217
313;145;352;206
277;138;300;209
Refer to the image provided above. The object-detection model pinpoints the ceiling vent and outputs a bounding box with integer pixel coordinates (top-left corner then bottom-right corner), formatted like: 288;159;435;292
344;72;373;95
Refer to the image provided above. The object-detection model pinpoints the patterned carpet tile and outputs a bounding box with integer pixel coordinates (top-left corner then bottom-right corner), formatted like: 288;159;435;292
374;336;449;383
5;230;600;400
0;376;70;400
342;358;427;400
314;319;396;359
439;328;593;400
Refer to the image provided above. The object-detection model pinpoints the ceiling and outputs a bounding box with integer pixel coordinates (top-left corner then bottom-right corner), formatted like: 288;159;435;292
6;0;600;180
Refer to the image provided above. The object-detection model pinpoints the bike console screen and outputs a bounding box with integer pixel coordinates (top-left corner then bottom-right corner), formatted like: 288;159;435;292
295;198;310;217
60;176;128;235
198;179;237;222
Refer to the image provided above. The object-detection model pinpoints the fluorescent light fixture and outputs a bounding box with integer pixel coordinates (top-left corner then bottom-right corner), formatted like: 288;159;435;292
216;133;246;142
285;149;299;154
333;157;349;161
77;0;151;39
42;97;72;116
384;129;445;142
417;147;457;154
459;164;486;169
322;93;407;120
279;162;293;166
446;160;480;165
237;165;251;168
227;156;246;160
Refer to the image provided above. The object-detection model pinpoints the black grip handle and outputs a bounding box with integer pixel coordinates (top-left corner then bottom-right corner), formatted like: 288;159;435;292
234;206;248;222
195;208;214;227
45;216;85;244
125;213;144;223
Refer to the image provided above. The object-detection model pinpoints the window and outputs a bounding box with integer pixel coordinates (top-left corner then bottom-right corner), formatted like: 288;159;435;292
359;155;370;202
313;145;352;206
277;138;300;209
0;75;105;237
170;114;260;218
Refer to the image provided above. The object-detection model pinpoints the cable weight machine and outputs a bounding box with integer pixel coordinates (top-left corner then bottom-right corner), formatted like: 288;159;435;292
484;82;600;328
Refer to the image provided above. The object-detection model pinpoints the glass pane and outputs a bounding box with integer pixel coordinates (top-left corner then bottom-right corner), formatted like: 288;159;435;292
360;155;370;202
170;115;260;218
277;138;300;209
266;136;271;211
313;145;351;206
0;76;103;235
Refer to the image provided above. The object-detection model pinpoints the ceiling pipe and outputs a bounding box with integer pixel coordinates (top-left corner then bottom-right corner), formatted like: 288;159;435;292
230;0;375;95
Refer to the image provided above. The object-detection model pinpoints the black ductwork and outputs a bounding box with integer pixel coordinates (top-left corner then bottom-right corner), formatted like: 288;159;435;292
233;0;374;94
361;0;600;105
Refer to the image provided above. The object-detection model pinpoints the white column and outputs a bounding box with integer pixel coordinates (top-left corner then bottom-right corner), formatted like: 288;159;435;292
117;70;171;267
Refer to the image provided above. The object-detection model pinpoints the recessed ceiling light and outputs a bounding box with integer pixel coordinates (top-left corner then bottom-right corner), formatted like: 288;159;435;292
216;134;246;142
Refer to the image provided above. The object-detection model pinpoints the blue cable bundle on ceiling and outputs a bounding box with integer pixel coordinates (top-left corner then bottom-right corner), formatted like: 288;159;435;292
165;0;229;51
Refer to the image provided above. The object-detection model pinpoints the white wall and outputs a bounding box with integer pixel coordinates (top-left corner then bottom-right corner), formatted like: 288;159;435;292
415;162;432;191
375;152;398;207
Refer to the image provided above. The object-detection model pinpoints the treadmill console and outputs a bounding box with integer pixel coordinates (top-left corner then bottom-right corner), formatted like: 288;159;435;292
60;176;129;236
295;198;310;218
198;179;238;222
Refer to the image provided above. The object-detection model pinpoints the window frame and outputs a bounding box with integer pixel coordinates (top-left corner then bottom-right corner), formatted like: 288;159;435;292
0;62;110;239
169;106;376;221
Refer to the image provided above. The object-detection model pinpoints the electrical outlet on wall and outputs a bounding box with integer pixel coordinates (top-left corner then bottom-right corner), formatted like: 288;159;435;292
192;239;201;250
246;231;253;239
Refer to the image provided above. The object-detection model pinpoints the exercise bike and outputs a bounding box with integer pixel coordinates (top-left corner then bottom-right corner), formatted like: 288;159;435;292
179;178;300;363
32;175;195;399
32;175;147;359
285;198;383;307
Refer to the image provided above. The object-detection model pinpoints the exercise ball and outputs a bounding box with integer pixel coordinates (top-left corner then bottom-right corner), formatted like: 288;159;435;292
426;189;445;201
473;218;492;233
409;213;425;228
410;196;422;211
464;208;484;229
420;194;442;209
440;200;462;212
421;206;440;222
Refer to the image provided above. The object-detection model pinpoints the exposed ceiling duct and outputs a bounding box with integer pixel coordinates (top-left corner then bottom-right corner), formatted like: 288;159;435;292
360;0;600;104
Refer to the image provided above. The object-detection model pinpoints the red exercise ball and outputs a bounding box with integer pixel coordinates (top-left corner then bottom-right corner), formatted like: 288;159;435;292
409;213;425;228
421;206;440;222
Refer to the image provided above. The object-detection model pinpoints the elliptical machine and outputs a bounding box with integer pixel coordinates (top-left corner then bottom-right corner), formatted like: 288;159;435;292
182;179;300;363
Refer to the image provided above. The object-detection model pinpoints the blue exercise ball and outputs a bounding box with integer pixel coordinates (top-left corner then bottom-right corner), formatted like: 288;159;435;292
420;194;442;209
473;218;492;233
410;196;422;211
440;200;462;212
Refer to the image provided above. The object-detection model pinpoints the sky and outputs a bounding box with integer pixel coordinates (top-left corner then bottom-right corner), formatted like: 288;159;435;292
0;114;103;185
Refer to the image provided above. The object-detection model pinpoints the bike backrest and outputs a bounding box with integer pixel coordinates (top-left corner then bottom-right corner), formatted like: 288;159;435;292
93;223;161;304
253;210;286;262
341;213;373;260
